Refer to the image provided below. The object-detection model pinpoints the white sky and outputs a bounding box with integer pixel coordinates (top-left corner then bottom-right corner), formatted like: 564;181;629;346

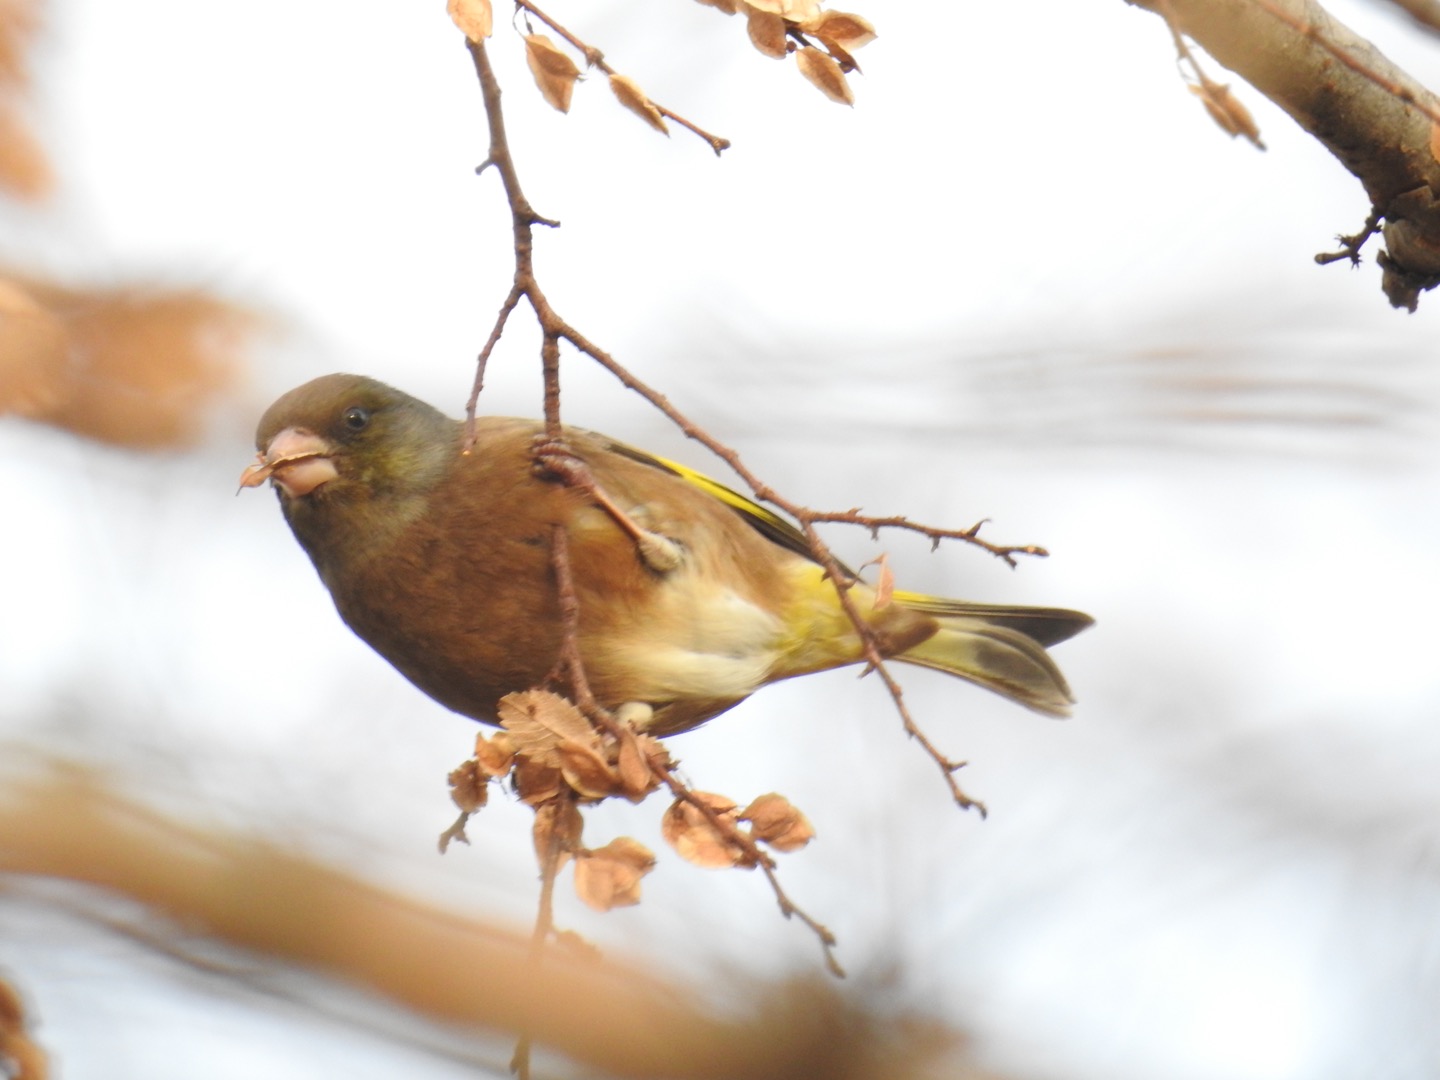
4;1;1440;1078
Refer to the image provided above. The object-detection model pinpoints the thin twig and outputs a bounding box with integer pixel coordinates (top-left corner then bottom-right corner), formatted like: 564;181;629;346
539;322;1006;812
463;284;523;450
509;785;572;1080
516;0;731;155
540;333;563;438
1157;0;1266;149
546;526;846;973
463;27;1003;995
806;510;1048;567
1315;208;1384;266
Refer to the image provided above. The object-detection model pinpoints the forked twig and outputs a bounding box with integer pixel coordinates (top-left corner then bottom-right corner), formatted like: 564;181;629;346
1315;208;1383;266
464;33;1028;811
460;29;1027;1023
533;321;1014;811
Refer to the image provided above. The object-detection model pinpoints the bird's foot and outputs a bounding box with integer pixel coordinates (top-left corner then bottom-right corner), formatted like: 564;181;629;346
532;437;683;574
613;701;655;730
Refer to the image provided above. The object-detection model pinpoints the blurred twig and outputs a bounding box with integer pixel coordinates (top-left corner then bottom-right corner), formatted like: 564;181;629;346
0;971;46;1080
0;765;993;1080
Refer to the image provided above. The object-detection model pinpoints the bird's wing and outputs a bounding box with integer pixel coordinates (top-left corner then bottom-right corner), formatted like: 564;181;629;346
594;436;827;567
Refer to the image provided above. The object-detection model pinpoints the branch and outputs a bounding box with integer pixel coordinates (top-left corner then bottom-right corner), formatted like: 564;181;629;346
0;973;46;1080
534;323;1013;812
4;769;940;1079
806;510;1048;567
1128;0;1440;309
545;526;847;976
516;0;732;155
459;28;1028;1014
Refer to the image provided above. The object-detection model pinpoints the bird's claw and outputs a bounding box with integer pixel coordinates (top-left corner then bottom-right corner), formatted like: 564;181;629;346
532;436;683;575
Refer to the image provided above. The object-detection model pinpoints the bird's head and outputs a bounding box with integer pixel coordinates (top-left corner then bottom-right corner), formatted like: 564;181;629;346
240;373;456;512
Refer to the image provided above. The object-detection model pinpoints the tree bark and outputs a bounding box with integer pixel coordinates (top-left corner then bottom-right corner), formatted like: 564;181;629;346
1128;0;1440;310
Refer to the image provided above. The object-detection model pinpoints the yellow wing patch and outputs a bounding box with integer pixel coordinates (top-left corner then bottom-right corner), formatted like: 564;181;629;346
598;437;824;565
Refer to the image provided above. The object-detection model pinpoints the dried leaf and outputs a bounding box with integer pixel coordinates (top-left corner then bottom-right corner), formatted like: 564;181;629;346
1189;81;1264;150
745;0;821;17
523;34;580;113
661;792;750;869
532;798;584;869
513;756;564;806
556;739;620;799
498;690;596;765
641;733;673;772
608;74;669;135
744;5;789;59
474;730;516;778
574;837;656;911
743;792;815;853
796;46;853;105
447;0;493;42
447;759;489;814
615;727;658;800
798;10;876;50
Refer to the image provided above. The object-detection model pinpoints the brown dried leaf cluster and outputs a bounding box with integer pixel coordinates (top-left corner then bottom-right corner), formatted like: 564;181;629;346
0;275;255;448
662;791;814;868
446;690;670;911
495;689;668;804
513;23;674;140
693;0;876;105
0;0;50;198
447;690;814;913
0;974;47;1080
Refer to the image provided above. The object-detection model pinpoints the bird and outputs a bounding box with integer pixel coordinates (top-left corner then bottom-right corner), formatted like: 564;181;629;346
241;374;1092;736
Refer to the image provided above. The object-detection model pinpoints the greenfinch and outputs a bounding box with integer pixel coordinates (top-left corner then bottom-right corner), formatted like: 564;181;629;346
241;374;1091;735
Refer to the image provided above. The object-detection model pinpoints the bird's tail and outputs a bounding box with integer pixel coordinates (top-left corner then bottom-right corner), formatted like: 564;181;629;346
892;595;1093;717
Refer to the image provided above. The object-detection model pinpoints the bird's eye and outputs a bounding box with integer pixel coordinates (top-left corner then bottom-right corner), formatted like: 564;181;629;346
342;406;371;431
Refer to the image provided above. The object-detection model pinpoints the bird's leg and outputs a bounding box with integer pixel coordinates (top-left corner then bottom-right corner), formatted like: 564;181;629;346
532;438;683;574
613;701;655;730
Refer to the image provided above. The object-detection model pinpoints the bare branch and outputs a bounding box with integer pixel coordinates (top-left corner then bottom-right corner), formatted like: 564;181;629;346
544;525;846;974
806;509;1048;567
458;23;1016;1010
1128;0;1440;309
538;326;998;812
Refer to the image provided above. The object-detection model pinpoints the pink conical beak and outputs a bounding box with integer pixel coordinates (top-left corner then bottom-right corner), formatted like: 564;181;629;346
238;428;339;497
